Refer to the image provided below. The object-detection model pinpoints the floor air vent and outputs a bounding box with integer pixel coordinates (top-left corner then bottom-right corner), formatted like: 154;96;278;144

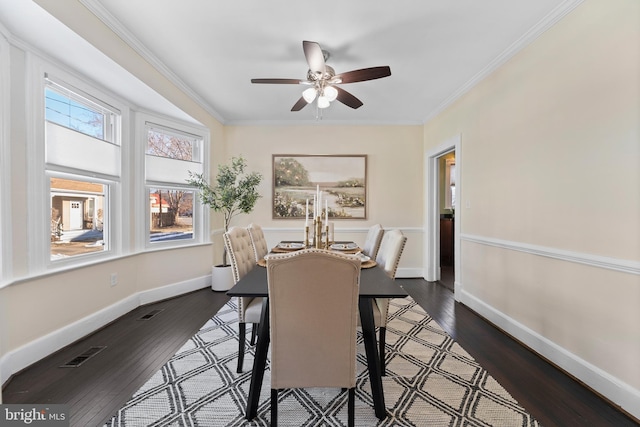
138;309;164;320
60;346;106;368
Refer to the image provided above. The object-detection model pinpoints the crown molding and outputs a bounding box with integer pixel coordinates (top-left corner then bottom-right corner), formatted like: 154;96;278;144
79;0;226;125
423;0;585;124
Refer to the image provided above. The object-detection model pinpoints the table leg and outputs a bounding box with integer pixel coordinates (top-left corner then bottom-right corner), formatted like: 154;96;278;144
246;297;270;420
359;297;387;420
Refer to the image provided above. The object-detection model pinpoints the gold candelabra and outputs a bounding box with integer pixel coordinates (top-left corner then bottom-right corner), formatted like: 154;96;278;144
304;225;310;247
314;216;323;249
325;225;330;248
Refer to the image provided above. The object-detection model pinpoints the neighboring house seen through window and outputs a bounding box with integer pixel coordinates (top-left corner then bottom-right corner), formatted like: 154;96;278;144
50;177;107;260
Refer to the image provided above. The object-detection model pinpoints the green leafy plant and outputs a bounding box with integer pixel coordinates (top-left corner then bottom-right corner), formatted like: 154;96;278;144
187;156;262;265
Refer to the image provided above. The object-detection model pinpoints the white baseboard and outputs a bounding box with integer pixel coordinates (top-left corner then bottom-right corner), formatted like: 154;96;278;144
1;274;211;387
137;275;211;305
458;286;640;421
396;267;424;278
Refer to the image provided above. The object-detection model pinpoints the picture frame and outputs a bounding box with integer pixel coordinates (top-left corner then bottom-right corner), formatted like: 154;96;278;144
272;154;367;219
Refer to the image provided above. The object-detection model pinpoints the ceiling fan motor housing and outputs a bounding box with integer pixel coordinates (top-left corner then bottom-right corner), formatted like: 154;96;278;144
307;65;336;82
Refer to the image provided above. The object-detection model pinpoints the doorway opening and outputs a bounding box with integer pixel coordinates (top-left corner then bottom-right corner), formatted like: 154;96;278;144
438;152;455;291
424;134;460;295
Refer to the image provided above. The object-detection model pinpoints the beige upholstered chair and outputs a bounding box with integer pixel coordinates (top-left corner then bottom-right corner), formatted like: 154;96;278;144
267;249;361;427
224;226;263;373
371;229;407;375
247;223;269;261
362;224;384;260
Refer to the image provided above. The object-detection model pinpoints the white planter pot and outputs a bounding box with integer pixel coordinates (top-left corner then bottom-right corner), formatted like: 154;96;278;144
211;264;234;291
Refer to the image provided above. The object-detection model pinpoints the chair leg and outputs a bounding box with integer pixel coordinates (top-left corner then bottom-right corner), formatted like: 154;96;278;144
250;322;258;345
379;327;386;376
348;387;355;427
271;389;278;426
237;322;246;373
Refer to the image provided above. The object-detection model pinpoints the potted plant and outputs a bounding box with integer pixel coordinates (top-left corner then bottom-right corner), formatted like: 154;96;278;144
188;156;262;291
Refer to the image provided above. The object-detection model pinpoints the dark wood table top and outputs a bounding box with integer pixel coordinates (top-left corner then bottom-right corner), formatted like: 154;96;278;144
227;262;408;299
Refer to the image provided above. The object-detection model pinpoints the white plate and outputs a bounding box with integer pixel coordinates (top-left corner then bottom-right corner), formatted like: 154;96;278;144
330;243;358;251
357;253;371;263
277;242;305;249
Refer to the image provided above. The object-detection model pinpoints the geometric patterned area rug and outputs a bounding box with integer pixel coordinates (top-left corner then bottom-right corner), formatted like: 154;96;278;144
104;297;541;426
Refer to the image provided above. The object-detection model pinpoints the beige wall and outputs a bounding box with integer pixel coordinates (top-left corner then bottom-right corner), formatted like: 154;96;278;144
223;125;424;270
424;0;639;408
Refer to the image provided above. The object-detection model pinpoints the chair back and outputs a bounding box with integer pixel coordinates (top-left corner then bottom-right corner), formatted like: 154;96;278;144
224;226;256;284
267;249;361;389
247;223;269;261
362;224;384;260
375;229;407;279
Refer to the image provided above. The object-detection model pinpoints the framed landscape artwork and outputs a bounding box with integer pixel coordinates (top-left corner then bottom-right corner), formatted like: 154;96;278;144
273;154;367;219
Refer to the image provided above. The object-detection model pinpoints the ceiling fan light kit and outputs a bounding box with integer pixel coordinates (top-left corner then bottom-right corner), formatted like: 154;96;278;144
302;87;317;103
251;40;391;115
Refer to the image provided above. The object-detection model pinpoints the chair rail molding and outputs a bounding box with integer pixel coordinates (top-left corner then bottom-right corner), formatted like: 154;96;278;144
461;234;640;275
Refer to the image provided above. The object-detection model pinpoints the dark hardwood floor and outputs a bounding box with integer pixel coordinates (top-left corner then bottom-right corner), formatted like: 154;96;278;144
3;280;637;427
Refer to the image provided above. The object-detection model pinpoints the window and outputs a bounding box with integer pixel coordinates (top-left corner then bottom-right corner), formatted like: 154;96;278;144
146;125;200;162
50;177;109;260
45;84;115;141
39;73;122;267
445;159;456;209
149;188;194;242
445;158;456;210
141;117;207;247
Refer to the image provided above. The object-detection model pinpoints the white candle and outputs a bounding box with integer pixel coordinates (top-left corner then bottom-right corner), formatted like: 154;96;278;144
313;195;316;218
325;200;329;224
305;199;309;225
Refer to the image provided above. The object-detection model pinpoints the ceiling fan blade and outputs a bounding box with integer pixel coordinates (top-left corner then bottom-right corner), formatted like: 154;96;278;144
303;40;325;75
335;87;363;109
291;96;309;111
251;78;304;84
334;66;391;84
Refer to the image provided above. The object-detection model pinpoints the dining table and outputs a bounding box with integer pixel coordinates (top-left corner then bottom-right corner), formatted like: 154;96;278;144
227;242;408;421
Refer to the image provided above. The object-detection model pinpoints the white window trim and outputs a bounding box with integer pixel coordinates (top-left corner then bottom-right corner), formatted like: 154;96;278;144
26;55;128;273
135;111;210;252
0;34;11;286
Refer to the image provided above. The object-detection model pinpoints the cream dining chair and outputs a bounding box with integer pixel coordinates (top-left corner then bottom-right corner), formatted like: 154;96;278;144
247;223;269;261
267;249;361;427
370;229;407;375
362;224;384;260
224;226;263;373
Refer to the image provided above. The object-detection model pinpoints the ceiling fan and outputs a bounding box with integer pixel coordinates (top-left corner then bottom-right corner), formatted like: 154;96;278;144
251;40;391;112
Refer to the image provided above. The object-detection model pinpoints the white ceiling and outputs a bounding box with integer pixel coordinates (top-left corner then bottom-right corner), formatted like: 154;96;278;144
1;1;581;126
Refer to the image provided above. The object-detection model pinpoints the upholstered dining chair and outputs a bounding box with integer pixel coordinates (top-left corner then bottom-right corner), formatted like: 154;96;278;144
370;229;407;375
362;224;384;260
267;249;361;427
224;226;263;373
247;223;269;261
